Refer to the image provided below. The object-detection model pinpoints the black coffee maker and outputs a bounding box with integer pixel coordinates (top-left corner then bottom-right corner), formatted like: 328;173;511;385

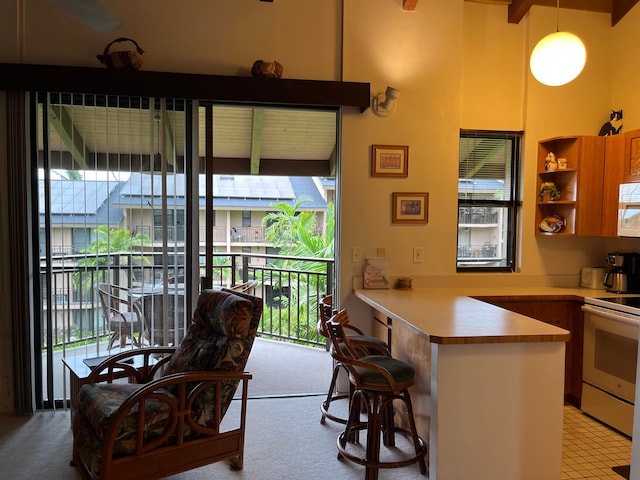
604;251;640;293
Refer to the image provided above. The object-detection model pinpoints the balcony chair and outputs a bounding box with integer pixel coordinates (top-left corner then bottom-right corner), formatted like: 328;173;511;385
317;294;388;425
71;289;263;480
139;293;186;347
231;227;243;241
97;283;145;351
325;309;427;480
229;279;260;295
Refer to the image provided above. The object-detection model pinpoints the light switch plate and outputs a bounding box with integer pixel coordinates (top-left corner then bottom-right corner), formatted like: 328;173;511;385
413;247;424;263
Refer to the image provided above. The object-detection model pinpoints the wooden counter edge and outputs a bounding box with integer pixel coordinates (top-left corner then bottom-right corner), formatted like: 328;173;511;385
430;332;571;345
355;289;572;345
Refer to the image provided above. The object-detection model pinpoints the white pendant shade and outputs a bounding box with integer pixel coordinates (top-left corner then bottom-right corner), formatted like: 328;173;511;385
530;31;587;86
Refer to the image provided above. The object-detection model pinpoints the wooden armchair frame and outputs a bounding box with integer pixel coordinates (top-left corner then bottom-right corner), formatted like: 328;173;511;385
72;289;263;480
72;347;252;480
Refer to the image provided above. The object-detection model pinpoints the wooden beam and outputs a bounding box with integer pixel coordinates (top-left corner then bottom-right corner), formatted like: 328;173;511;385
328;145;337;177
250;109;264;175
161;108;179;170
508;0;536;24
0;63;370;111
47;105;88;169
507;0;614;24
612;0;640;26
403;0;419;10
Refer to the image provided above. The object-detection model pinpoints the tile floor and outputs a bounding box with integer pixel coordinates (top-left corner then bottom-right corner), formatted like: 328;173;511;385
563;405;632;479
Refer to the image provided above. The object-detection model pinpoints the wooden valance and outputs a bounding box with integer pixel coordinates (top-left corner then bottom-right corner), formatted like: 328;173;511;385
0;63;370;111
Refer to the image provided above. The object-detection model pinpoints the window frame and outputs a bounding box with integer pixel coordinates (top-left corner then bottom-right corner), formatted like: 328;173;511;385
457;129;523;273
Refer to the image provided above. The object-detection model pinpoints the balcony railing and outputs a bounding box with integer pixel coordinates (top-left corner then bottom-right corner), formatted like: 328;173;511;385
458;207;499;225
40;252;334;351
457;243;499;259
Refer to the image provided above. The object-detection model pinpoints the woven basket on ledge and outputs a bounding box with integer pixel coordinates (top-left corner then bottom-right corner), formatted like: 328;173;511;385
97;38;144;70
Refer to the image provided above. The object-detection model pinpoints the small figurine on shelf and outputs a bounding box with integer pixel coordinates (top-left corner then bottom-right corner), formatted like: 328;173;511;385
545;152;558;171
539;181;561;201
557;157;567;169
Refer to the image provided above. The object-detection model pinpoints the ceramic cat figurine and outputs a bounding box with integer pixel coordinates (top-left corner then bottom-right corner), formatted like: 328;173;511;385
598;109;623;136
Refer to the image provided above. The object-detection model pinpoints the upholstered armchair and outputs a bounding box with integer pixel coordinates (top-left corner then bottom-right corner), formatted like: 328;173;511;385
71;289;263;480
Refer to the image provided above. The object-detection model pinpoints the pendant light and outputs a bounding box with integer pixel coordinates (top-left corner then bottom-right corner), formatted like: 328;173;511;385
529;0;586;87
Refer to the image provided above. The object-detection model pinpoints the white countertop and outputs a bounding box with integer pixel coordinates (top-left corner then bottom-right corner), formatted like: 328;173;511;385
354;287;591;345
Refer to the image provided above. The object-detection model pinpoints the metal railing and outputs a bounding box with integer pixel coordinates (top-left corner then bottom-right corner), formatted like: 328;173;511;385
458;207;499;225
41;252;334;351
457;243;498;259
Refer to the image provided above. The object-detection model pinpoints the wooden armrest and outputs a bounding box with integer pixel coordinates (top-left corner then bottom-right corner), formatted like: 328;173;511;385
85;347;176;384
103;371;253;451
347;337;391;357
342;324;365;335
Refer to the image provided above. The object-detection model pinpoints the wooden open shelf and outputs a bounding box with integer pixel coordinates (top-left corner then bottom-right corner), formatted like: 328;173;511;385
535;136;605;236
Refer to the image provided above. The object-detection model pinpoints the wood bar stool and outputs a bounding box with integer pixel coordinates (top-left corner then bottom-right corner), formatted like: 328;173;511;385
325;309;427;480
317;295;388;425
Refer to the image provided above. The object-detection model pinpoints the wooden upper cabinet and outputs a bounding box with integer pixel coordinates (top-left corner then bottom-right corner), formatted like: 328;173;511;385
623;128;640;183
535;136;605;236
602;134;626;237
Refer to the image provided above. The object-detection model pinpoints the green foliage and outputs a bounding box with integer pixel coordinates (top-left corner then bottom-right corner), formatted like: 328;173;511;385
262;199;334;260
77;225;152;260
258;199;335;346
62;170;82;180
73;226;152;289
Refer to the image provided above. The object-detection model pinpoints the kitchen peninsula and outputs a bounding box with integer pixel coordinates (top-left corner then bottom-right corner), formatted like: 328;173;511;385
355;288;572;480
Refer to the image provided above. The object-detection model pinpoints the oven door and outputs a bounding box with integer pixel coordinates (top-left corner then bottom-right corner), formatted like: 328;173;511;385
583;304;638;403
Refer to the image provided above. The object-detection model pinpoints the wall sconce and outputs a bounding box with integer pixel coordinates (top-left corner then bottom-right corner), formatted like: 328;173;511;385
372;86;400;117
529;0;586;86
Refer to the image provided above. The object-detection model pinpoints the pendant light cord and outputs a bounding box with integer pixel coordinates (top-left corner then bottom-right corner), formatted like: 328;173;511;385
556;0;560;32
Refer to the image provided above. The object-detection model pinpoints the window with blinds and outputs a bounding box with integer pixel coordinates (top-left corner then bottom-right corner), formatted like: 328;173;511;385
457;130;523;271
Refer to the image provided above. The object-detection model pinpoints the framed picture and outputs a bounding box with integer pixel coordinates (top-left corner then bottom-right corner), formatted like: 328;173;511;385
371;144;408;177
392;192;429;224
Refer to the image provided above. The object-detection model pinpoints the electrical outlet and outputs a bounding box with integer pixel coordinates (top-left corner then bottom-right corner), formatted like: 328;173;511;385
352;246;362;263
377;247;386;257
413;247;424;263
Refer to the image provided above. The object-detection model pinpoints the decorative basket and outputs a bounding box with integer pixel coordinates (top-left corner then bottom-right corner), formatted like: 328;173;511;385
97;38;144;70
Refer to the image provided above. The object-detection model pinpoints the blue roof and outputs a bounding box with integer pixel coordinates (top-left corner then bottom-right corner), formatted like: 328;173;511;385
41;175;332;226
116;174;329;210
39;179;123;226
458;179;505;191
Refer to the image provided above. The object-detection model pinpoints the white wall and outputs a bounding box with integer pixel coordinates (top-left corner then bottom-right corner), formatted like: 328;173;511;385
2;0;640;412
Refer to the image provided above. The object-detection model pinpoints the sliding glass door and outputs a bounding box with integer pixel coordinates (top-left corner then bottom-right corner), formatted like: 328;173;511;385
29;92;338;409
34;93;191;408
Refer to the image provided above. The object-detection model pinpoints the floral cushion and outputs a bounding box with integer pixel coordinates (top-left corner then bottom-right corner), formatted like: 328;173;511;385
163;289;255;375
72;289;263;478
162;289;261;426
75;382;174;445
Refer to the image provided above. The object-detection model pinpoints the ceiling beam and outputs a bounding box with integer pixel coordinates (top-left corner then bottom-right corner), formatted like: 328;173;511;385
507;0;535;24
250;109;264;175
160;108;178;170
503;0;636;25
328;145;337;177
612;0;640;26
403;0;419;10
47;105;88;169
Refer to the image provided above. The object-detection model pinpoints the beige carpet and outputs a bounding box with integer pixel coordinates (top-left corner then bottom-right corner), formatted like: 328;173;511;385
0;397;427;480
0;339;428;479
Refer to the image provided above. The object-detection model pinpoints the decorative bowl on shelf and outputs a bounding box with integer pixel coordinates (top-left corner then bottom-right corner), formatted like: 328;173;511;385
538;215;565;233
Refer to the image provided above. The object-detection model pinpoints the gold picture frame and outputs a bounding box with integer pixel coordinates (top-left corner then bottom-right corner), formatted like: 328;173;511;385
371;144;409;177
392;192;429;224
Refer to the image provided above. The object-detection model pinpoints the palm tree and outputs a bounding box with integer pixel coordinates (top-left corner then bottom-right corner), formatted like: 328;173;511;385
74;226;152;294
261;199;335;343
